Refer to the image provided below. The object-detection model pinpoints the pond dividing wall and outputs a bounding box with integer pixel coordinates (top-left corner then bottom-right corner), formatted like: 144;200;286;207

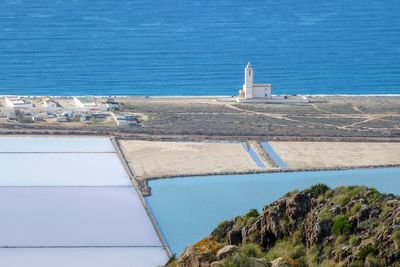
261;141;288;169
0;137;167;267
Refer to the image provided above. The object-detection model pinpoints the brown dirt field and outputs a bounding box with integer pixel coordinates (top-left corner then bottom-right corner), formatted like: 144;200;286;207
269;141;400;169
119;140;268;179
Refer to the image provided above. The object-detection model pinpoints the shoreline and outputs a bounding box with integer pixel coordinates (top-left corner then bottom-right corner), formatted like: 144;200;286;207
1;94;400;98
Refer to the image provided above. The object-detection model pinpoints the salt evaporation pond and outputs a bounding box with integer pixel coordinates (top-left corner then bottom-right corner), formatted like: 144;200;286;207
0;137;115;152
0;187;160;247
0;248;166;267
0;153;130;186
0;136;168;267
146;167;400;254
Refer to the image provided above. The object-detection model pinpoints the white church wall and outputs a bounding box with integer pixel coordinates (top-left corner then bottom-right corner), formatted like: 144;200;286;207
253;85;272;98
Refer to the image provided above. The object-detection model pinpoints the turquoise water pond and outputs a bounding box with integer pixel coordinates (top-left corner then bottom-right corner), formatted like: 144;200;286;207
146;167;400;255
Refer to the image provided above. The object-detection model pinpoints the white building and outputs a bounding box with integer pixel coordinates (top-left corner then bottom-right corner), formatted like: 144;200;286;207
4;96;33;109
42;97;61;109
73;97;96;109
238;63;272;100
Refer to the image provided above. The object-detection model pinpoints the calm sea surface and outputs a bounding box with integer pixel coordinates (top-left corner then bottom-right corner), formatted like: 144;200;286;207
1;0;399;95
146;168;400;254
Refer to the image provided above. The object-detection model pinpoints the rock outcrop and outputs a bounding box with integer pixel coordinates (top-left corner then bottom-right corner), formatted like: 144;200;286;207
167;185;400;267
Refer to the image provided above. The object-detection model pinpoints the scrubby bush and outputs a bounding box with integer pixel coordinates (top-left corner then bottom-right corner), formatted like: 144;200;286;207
320;260;339;267
305;245;319;266
292;230;303;244
333;186;363;206
264;238;306;261
285;189;299;197
307;183;330;197
358;243;378;261
350;203;362;215
233;216;246;228
335;235;348;253
349;235;361;246
349;260;364;267
245;209;259;218
318;209;333;223
393;230;400;249
239;243;263;258
365;255;381;267
211;220;233;242
366;188;381;202
332;215;352;236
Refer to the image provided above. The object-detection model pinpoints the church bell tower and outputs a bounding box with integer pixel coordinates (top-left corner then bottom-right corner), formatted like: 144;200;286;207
244;62;254;99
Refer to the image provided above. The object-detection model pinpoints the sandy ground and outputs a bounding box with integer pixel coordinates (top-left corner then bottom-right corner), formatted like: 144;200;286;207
119;140;264;179
269;142;400;169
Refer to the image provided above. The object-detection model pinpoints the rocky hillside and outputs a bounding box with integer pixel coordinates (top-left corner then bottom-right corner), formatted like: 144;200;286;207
167;185;400;267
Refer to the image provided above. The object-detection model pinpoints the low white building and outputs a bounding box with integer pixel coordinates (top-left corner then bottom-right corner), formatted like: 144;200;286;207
4;96;33;109
42;97;61;109
238;63;272;101
73;97;96;109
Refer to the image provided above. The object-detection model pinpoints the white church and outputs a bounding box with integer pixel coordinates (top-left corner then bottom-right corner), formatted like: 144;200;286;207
237;62;272;102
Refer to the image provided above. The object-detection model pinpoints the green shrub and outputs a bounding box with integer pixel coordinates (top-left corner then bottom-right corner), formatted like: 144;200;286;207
357;218;378;231
393;230;400;249
264;239;291;261
366;188;381;202
245;209;259;218
292;230;303;245
350;203;362;215
265;239;306;261
305;245;319;266
358;244;378;261
349;235;361;246
365;255;381;267
246;216;257;226
320;260;340;267
318;209;333;223
220;256;237;267
233;216;246;228
381;205;394;218
239;243;263;258
322;244;334;260
285;189;299;197
349;260;364;267
332;216;352;236
333;186;363;206
211;220;233;242
307;184;330;197
334;235;348;253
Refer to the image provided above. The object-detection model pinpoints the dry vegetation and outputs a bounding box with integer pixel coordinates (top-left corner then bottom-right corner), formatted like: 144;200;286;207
117;96;400;139
1;96;399;140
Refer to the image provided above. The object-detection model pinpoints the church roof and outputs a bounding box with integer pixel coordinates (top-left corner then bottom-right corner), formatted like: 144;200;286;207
246;62;253;69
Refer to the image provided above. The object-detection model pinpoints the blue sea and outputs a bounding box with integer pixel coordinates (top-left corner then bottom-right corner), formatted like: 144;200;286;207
1;0;399;96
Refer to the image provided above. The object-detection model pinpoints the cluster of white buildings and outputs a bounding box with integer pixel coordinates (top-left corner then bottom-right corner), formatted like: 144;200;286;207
0;96;138;126
4;96;33;109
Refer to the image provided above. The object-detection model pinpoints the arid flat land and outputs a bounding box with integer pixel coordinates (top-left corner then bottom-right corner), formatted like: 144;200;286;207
115;96;400;139
1;96;399;140
269;141;400;169
119;140;269;179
